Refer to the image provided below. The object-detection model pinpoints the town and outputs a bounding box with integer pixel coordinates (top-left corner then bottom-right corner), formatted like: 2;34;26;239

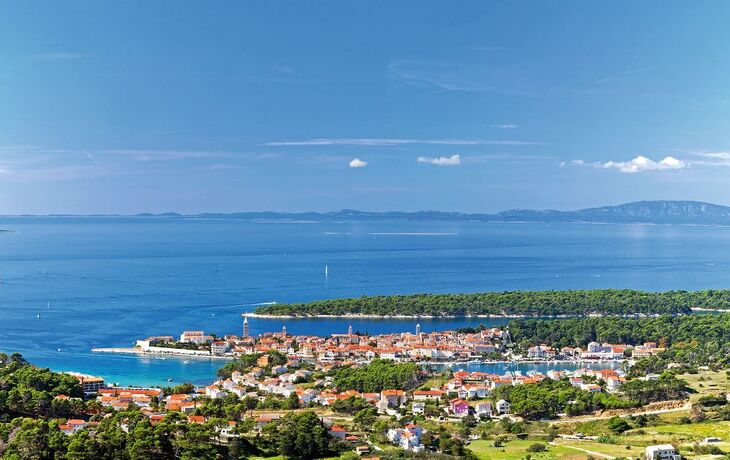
71;320;683;459
98;317;666;365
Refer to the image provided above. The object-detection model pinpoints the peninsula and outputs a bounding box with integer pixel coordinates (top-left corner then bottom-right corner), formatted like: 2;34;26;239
252;289;730;317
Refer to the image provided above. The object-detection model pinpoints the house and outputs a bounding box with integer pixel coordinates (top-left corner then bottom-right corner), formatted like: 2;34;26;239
345;435;360;444
449;398;470;417
412;401;426;414
463;384;488;399
634;343;665;359
387;426;424;452
587;342;610;353
205;385;226;399
328;425;347;439
255;414;281;429
580;383;602;393
211;341;229;355
187;415;206;424
496;399;511;415
381;389;406;408
607;377;626;391
59;419;86;435
547;370;565;380
527;344;556;359
377;399;391;414
413;390;443;401
644;444;681;460
475;401;493;417
404;424;423;437
64;372;105;394
271;365;288;375
149;414;166;425
216;421;239;442
179;331;213;344
355;445;371;456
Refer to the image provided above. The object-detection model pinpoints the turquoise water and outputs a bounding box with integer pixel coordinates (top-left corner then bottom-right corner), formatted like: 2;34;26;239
0;217;727;386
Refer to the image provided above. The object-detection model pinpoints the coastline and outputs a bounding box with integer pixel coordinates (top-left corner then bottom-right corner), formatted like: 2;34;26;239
243;312;531;319
91;347;235;361
691;307;730;312
422;358;624;366
243;312;678;319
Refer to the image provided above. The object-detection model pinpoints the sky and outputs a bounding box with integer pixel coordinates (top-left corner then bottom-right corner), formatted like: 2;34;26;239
2;1;730;214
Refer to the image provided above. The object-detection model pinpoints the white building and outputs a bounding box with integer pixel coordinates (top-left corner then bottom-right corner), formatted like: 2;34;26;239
475;401;493;417
205;385;227;399
180;331;213;344
211;341;229;355
387;426;424;452
59;419;86;435
496;399;511;415
412;402;425;414
645;444;681;460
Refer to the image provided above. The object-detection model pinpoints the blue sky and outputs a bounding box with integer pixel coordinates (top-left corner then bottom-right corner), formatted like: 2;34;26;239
2;1;730;214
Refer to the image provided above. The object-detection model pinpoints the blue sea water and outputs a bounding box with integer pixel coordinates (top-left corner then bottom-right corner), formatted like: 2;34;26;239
0;217;727;386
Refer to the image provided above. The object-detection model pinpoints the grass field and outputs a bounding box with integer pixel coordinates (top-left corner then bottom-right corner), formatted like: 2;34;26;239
418;375;449;390
552;439;644;458
622;419;730;452
470;418;730;460
681;370;730;401
469;439;587;460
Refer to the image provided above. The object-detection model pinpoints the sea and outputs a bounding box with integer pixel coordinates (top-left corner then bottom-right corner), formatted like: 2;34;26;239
0;217;727;386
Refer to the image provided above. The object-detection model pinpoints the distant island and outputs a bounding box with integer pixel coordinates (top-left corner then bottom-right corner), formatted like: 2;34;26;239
5;200;730;225
251;289;730;318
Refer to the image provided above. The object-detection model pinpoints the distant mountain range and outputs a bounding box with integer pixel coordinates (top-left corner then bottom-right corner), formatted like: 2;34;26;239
4;200;730;225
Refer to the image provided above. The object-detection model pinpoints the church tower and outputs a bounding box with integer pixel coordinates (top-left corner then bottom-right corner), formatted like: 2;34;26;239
416;323;421;336
348;324;353;336
243;315;249;338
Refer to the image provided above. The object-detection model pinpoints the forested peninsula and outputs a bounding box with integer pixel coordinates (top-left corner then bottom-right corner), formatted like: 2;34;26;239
253;289;730;317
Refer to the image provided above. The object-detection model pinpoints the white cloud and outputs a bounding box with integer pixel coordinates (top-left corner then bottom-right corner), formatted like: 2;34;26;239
349;158;367;168
486;124;517;129
694;151;730;160
265;138;541;146
599;155;686;173
566;155;687;173
417;154;461;166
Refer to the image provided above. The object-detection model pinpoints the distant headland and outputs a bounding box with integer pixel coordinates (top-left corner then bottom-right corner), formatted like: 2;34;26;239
251;289;730;318
4;200;730;225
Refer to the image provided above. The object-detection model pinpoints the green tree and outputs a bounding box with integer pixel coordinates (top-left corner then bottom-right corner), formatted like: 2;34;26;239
277;411;329;459
286;392;300;410
65;430;98;460
173;423;219;460
607;416;631;434
353;407;378;431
